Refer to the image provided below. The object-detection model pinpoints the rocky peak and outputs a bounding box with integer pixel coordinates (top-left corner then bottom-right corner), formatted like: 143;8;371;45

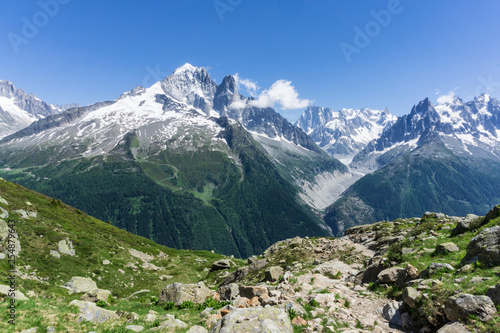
213;75;241;112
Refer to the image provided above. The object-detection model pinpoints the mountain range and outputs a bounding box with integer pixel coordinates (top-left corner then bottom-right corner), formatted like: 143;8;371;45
2;64;500;254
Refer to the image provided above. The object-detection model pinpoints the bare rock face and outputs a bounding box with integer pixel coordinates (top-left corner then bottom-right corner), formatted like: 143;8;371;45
444;293;497;322
461;226;500;267
210;307;293;333
158;282;212;305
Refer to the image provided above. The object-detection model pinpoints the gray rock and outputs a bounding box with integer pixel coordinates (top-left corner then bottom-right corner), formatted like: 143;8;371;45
265;266;284;282
486;283;500;304
0;219;8;240
46;327;56;333
0;284;29;300
69;300;119;323
211;259;231;271
158;282;212;305
49;250;60;258
125;325;144;332
402;287;421;308
437;321;471;333
377;267;404;283
444;293;497;322
63;277;98;294
461;226;500;267
312;259;357;279
81;289;112;302
218;283;239;301
211;307;293;333
469;277;491;284
186;326;208;333
452;214;481;235
250;259;268;272
0;207;8;219
151;318;188;331
102;259;110;265
435;242;459;254
20;329;37;333
381;301;403;326
420;263;454;278
483;204;500;225
222;266;249;285
239;286;269;299
354;259;388;285
247;256;258;264
58;239;75;256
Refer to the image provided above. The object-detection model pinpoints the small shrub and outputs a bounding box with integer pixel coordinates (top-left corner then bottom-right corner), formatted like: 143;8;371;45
96;300;106;308
344;299;350;308
309;299;319;308
178;300;194;309
150;296;158;303
288;308;297;320
164;301;175;310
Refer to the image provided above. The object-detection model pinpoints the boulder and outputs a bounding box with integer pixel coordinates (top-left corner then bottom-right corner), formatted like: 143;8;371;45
461;226;500;267
437;321;471;333
211;307;293;333
377;267;404;283
486;283;500;304
63;277;98;294
354;259;388;285
211;259;231;271
58;239;75;256
451;214;481;235
69;300;119;323
150;318;188;331
420;263;454;278
49;250;60;258
435;242;459;254
0;284;29;300
402;287;421;308
381;301;404;327
250;259;268;271
222;266;249;286
483;204;500;225
444;293;497;322
312;259;357;279
158;282;212;305
186;326;208;333
239;286;268;299
0;219;8;240
81;289;112;302
218;283;239;301
125;325;144;332
265;266;284;282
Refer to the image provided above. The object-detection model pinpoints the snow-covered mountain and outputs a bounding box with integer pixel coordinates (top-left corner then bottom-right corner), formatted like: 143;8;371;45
351;94;500;171
0;80;78;139
295;106;396;163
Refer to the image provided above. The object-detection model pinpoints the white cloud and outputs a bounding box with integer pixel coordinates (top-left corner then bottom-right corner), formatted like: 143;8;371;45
233;73;259;97
437;88;458;105
250;80;312;110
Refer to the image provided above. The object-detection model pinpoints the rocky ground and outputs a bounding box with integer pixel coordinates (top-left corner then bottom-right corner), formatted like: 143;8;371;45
2;178;500;332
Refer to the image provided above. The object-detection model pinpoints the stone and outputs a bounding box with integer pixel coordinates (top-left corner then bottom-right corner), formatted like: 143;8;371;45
377;267;404;283
0;284;29;300
420;263;454;278
49;250;60;258
212;259;232;271
0;207;9;219
233;296;249;308
247;255;258;264
218;283;239;300
20;329;38;333
452;214;481;235
405;263;419;280
354;259;388;285
470;277;491;284
381;301;404;326
250;259;268;272
0;219;9;240
151;318;188;331
292;316;307;325
81;289;112;302
444;293;497;322
211;307;293;333
239;286;269;299
144;313;157;322
69;300;119;323
159;275;173;281
186;326;208;333
222;266;249;285
437;321;471;333
486;283;500;304
461;226;500;267
103;259;110;265
125;325;144;332
483;204;500;225
247;296;261;307
435;242;459;254
312;259;357;279
265;266;284;282
158;282;212;305
46;327;56;333
63;277;98;294
205;314;222;329
402;287;421;308
58;239;75;256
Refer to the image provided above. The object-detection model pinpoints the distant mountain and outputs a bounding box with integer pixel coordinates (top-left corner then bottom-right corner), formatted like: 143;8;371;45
0;80;78;139
0;64;342;257
295;106;396;163
325;94;500;236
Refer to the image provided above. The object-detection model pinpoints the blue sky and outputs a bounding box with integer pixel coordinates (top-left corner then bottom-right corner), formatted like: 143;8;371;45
1;0;500;121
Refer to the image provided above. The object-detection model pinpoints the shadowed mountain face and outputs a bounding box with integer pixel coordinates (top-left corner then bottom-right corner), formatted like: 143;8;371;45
325;95;500;236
